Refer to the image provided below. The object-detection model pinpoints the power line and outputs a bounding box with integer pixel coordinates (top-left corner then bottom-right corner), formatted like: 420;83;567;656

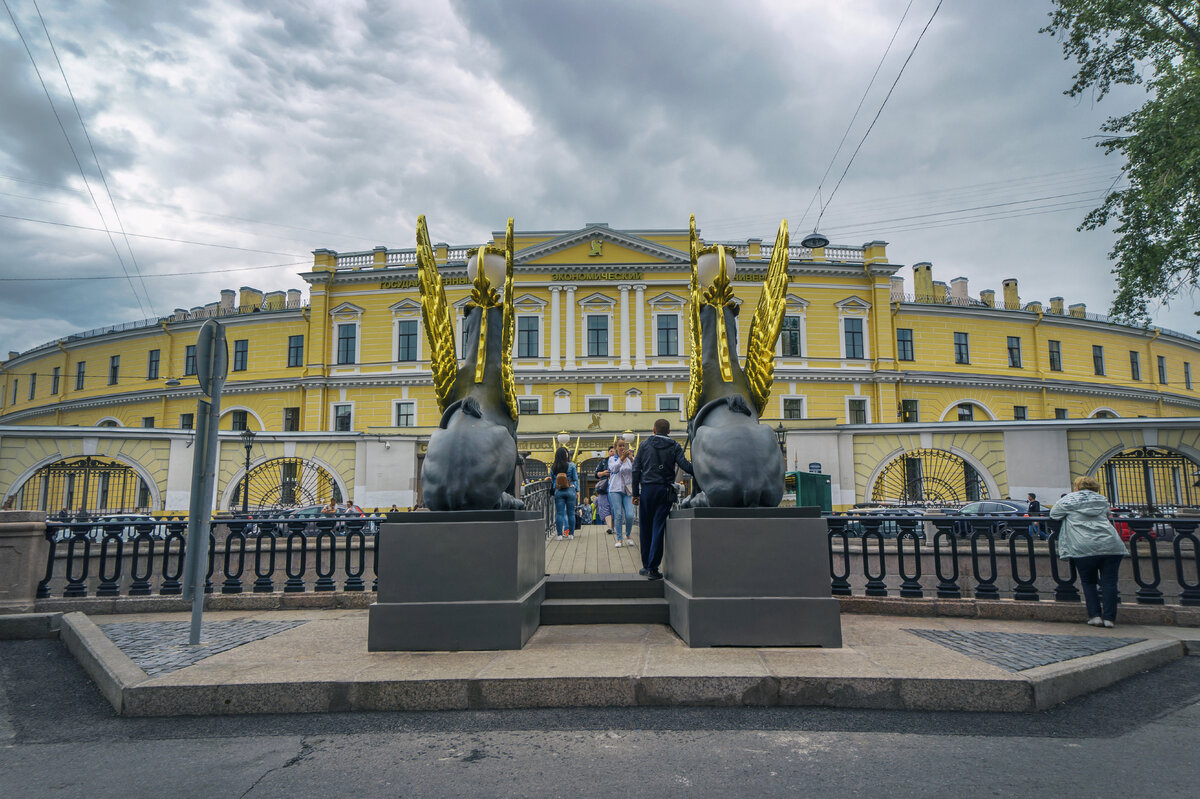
0;260;310;281
797;0;916;232
32;0;155;314
1;0;152;318
814;0;944;231
0;211;308;256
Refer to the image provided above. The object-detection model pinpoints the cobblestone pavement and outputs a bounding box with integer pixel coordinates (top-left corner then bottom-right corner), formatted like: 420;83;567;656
904;629;1145;672
99;620;305;677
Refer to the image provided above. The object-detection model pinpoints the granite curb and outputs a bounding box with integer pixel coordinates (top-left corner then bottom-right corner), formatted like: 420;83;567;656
8;609;1182;717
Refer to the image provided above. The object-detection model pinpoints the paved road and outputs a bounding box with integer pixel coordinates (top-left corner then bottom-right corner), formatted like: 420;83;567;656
2;639;1197;798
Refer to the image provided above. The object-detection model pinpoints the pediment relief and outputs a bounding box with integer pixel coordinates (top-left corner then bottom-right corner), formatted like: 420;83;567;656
649;291;687;308
577;291;616;308
328;302;365;317
515;226;688;266
835;296;871;311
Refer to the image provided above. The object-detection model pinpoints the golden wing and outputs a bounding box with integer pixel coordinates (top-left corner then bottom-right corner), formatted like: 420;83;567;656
743;219;790;416
416;215;458;412
499;217;518;421
685;214;704;418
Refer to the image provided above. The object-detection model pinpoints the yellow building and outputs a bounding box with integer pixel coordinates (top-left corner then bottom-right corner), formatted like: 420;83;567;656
3;223;1199;512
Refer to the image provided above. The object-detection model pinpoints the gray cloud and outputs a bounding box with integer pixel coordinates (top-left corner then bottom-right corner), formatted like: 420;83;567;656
0;0;1194;358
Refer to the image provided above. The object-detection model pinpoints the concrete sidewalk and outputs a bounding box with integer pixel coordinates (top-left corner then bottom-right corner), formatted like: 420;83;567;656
33;605;1197;718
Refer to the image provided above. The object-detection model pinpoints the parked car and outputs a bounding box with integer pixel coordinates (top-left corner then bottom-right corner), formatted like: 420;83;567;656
942;500;1041;539
837;506;927;539
90;513;162;541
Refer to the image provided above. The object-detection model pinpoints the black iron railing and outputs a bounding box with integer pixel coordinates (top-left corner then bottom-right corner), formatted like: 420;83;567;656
34;512;1199;607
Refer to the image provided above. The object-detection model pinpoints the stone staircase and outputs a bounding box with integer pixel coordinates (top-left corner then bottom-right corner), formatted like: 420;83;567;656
540;573;669;625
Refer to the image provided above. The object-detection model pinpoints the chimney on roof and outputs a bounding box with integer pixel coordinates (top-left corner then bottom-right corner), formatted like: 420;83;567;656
1002;278;1019;310
286;289;301;308
950;276;969;303
890;275;904;301
980;289;995;308
933;281;949;303
219;289;236;310
238;286;263;310
913;262;934;302
1070;302;1087;318
263;291;285;311
1050;296;1064;314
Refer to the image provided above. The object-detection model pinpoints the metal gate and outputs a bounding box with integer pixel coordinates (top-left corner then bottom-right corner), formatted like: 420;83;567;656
871;449;988;506
1098;447;1200;514
15;456;152;514
230;457;342;511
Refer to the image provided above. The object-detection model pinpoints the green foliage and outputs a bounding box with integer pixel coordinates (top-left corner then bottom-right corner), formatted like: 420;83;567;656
1042;1;1200;323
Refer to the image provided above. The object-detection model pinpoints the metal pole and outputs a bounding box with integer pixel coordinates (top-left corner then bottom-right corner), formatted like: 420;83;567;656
242;443;251;515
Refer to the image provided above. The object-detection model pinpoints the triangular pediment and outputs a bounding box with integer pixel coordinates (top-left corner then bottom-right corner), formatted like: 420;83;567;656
514;225;689;266
835;296;871;310
328;302;364;316
577;291;616;307
389;298;421;313
513;292;547;310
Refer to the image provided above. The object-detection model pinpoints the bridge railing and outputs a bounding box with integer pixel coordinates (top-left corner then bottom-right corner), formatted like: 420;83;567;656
32;513;1199;608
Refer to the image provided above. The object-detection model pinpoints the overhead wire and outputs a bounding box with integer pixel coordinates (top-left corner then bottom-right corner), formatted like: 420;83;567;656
813;0;945;232
32;0;156;314
1;0;152;318
0;260;310;281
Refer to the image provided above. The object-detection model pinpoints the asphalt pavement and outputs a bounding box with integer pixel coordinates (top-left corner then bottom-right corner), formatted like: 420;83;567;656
2;637;1198;798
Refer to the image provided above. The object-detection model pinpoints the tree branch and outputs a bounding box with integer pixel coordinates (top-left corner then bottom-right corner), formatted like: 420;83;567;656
1147;1;1200;56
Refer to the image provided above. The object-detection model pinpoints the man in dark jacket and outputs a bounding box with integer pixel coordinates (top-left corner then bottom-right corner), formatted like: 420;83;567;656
632;418;693;580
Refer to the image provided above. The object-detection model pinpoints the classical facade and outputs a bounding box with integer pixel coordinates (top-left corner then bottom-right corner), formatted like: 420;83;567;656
3;224;1199;513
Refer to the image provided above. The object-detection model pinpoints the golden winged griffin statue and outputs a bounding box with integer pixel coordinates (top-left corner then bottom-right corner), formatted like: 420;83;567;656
681;215;790;508
415;216;524;510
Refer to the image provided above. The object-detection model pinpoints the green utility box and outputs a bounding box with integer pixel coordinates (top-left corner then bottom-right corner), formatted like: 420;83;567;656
786;470;832;514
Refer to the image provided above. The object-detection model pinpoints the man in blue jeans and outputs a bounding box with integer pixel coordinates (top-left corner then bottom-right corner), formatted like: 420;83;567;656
632;418;693;581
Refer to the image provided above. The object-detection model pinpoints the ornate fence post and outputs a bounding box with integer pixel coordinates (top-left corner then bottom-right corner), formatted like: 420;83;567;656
0;511;51;613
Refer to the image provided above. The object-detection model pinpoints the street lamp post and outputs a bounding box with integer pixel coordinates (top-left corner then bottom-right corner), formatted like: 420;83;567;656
775;422;786;456
240;428;256;514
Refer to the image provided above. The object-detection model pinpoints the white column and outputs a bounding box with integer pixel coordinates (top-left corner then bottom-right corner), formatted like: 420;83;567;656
634;283;647;369
564;285;576;370
618;284;631;369
549;286;561;369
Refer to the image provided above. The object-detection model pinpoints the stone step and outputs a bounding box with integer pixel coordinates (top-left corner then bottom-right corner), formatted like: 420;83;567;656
544;573;664;600
540;597;670;625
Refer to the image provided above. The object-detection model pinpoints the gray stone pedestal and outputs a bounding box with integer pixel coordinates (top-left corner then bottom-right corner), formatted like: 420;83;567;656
0;511;49;614
664;508;842;648
368;510;545;651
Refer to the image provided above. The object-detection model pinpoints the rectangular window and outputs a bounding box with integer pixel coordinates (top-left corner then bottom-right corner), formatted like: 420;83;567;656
900;399;919;423
1013;405;1027;421
953;332;970;364
283;407;300;432
1158;355;1168;384
141;416;154;428
1048;340;1062;371
896;328;914;361
75;361;86;390
1130;351;1141;381
333;404;352;431
396;320;418;362
1186;362;1193;390
659;396;680;413
1007;336;1022;368
587;315;609;357
782;316;803;357
784;398;805;420
848;398;868;424
28;373;36;400
287;335;304;368
517;317;539;358
588;397;610;412
517;398;539;415
147;349;160;380
337;323;357;365
184;345;197;376
232;340;248;371
108;355;120;385
843;318;864;359
51;366;60;395
1092;345;1105;376
180;413;194;430
231;410;248;431
957;404;975;422
395;401;415;427
10;380;16;405
1054;407;1068;419
657;314;679;356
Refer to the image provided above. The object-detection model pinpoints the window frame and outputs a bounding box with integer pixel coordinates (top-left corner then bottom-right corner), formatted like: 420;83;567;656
783;396;806;420
586;314;610;358
1092;344;1105;376
516;314;541;358
395;319;419;363
953;332;970;365
587;395;611;413
846;397;870;425
1048;340;1062;372
287;335;304;368
843;317;865;360
232;339;248;372
517;396;541;415
283;406;301;432
1130;350;1141;381
1158;355;1168;384
655;312;680;357
1007;336;1022;368
896;328;914;361
957;403;975;422
147;349;160;380
230;410;248;431
75;360;86;391
1013;405;1028;421
51;366;60;395
336;323;358;365
108;355;120;385
657;395;682;413
332;403;353;432
184;345;197;376
394;400;416;427
900;399;919;423
180;413;194;430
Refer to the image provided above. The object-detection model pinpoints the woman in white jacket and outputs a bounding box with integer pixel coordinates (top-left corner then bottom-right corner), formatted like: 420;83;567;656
1049;476;1128;627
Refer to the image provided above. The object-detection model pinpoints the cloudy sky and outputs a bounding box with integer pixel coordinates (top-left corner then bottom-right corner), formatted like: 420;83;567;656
1;0;1192;357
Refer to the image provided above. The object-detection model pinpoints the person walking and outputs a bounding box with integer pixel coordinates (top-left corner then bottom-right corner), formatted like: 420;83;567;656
632;419;693;580
551;447;578;541
1027;492;1044;539
595;446;615;535
607;439;637;548
1049;476;1128;627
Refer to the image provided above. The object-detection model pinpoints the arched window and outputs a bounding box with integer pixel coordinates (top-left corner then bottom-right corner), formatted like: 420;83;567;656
872;449;990;506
